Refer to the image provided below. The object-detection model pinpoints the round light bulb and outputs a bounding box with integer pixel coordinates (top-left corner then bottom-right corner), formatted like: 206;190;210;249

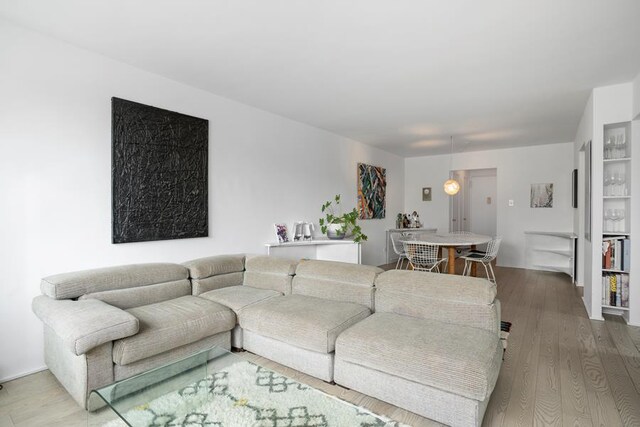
443;179;460;195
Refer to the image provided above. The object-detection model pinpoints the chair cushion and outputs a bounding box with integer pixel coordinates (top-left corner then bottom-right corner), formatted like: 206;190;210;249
335;312;503;401
199;285;281;313
239;295;371;353
113;296;235;365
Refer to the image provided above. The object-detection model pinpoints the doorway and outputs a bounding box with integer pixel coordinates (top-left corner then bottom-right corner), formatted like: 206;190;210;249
449;168;497;241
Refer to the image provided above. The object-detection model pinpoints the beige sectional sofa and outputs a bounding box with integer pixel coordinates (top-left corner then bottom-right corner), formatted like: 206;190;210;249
32;254;502;427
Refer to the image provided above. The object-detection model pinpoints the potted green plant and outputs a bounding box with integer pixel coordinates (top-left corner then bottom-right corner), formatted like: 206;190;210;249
318;194;368;243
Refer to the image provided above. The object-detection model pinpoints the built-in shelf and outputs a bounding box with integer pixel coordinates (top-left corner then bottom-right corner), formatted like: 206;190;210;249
525;232;577;281
534;249;573;257
603;157;631;163
602;305;630;311
600;121;632;323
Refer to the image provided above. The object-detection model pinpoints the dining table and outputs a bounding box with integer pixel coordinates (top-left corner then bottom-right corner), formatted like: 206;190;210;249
405;232;492;275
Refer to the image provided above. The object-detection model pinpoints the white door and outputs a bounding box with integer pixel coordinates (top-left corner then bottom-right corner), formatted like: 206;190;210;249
469;174;497;237
450;169;497;246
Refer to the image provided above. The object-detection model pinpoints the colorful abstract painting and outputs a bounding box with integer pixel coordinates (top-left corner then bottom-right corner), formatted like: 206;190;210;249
357;163;386;219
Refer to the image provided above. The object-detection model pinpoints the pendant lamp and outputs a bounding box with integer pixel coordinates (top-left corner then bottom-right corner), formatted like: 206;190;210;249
443;136;460;195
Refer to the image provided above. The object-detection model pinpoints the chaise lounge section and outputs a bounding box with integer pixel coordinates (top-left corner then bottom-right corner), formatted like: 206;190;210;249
334;269;503;427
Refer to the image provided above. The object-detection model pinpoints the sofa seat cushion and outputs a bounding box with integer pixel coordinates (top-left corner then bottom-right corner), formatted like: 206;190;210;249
239;295;371;354
199;285;281;313
113;296;235;365
335;312;503;401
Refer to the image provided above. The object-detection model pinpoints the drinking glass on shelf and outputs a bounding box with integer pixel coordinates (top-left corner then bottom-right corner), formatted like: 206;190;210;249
604;174;611;196
616;172;627;196
603;209;612;231
608;171;618;196
604;137;613;159
617;133;626;158
610;209;619;232
616;209;625;233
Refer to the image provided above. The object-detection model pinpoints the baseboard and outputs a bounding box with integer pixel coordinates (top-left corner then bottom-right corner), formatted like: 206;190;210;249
1;365;48;383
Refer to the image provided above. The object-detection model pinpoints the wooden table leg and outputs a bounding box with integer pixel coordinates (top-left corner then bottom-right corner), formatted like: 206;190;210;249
470;244;477;277
448;247;456;274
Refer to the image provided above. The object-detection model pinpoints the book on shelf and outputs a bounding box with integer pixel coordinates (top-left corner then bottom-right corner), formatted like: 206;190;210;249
602;237;630;272
602;273;629;308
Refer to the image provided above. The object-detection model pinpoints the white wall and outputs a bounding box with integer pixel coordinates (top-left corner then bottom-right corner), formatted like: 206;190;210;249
633;72;640;120
573;93;593;295
405;143;575;269
0;20;404;381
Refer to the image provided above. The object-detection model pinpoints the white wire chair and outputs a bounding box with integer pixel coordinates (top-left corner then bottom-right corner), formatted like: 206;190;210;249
389;232;409;269
403;241;448;273
461;237;502;284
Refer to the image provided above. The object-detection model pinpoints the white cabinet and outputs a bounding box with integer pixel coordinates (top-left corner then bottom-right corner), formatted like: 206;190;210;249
265;239;361;264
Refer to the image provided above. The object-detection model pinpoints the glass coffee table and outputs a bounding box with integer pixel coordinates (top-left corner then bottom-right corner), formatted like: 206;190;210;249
88;346;404;426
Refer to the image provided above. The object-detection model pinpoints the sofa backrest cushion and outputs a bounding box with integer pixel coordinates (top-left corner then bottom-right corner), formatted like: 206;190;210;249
244;255;297;294
292;260;382;309
374;270;499;335
182;254;245;295
40;263;189;300
79;279;191;310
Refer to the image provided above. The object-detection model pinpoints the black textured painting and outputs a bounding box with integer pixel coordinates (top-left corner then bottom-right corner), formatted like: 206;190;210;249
112;98;208;243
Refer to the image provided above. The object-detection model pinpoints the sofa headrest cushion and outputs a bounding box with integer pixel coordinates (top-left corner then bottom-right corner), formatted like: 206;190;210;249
41;263;189;300
375;270;497;305
245;255;297;276
182;254;245;279
294;260;382;287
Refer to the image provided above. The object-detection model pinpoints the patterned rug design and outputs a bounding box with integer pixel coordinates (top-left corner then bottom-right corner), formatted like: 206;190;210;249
104;360;406;427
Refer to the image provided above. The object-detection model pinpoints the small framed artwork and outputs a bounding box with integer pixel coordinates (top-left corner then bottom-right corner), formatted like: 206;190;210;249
274;223;289;243
530;183;553;208
422;187;432;201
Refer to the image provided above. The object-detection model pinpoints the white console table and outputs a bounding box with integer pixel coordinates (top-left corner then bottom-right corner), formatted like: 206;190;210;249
385;228;437;264
265;238;361;264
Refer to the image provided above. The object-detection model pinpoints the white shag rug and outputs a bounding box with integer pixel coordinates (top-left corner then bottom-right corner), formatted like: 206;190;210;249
103;360;408;427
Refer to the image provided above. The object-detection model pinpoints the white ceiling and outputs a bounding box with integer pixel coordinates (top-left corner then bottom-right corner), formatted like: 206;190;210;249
1;0;640;157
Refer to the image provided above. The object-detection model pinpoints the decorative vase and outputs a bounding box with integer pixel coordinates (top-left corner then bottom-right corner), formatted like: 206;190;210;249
326;223;346;240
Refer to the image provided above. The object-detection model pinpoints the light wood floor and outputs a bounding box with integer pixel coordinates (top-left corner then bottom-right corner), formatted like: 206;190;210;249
1;266;640;426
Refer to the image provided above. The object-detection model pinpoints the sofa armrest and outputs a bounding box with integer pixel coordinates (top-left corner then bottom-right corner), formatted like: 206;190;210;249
32;296;139;356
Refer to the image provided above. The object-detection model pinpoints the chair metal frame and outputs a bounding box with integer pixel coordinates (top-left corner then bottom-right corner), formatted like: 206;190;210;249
402;241;448;273
389;232;409;269
461;236;502;284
